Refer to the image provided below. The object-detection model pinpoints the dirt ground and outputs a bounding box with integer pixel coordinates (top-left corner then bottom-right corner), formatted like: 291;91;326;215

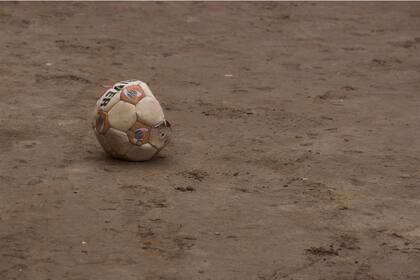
1;2;420;280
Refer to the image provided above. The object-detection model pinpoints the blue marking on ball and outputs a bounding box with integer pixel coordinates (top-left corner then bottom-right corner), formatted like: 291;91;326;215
127;89;138;98
97;115;104;126
135;129;144;141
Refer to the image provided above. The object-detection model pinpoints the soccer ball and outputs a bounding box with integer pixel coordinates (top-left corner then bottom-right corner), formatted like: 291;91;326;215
92;80;171;161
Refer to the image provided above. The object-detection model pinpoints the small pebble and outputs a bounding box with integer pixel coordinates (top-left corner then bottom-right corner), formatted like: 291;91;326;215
27;177;42;186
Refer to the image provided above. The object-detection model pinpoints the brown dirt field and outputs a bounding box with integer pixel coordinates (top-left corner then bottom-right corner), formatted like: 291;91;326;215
1;2;420;280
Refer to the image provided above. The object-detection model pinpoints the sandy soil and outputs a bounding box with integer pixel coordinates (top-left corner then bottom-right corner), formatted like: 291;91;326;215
1;2;420;280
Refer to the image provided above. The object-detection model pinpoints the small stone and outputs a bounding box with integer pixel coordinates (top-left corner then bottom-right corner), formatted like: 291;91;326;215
27;177;42;186
175;186;195;192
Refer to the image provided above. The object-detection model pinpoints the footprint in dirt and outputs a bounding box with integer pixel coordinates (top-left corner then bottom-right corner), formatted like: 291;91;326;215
179;169;208;182
172;170;208;193
388;40;418;49
305;244;339;256
336;233;360;250
35;74;91;85
0;128;32;147
14;140;40;149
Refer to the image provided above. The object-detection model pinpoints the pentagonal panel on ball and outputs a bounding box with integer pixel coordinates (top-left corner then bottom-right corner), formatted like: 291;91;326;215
124;143;157;161
127;121;150;146
108;101;137;132
135;96;164;126
120;85;146;105
94;129;113;155
104;128;130;156
95;111;110;135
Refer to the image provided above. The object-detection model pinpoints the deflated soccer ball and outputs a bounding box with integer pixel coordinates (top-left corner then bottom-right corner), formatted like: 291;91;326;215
92;80;171;161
